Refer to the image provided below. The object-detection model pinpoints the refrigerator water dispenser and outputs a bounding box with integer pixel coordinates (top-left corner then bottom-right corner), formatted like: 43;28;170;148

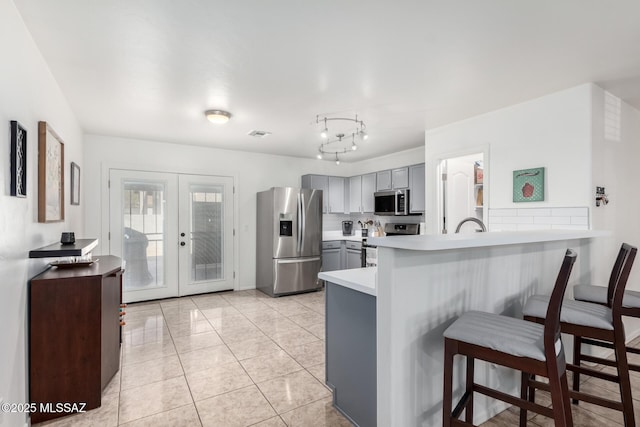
279;220;293;236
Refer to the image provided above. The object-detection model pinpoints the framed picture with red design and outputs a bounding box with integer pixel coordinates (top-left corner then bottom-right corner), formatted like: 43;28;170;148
513;167;545;202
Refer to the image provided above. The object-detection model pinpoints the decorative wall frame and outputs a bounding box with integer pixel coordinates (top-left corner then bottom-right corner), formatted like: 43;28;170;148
513;167;545;202
38;121;64;222
10;120;27;197
70;162;80;205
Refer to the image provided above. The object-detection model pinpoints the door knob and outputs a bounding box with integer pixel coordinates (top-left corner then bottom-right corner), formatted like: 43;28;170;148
180;242;186;246
180;232;185;237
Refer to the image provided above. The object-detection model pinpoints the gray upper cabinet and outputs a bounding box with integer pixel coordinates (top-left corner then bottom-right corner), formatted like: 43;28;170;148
328;176;346;214
348;173;376;214
361;173;376;213
349;176;363;213
376;170;392;191
409;163;425;213
302;174;329;213
392;167;409;189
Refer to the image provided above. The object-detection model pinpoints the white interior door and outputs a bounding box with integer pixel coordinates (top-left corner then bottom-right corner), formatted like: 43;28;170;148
440;153;484;234
447;156;475;232
178;174;234;295
110;169;179;302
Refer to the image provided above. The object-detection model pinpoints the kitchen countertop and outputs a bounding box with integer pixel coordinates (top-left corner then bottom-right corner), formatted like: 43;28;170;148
318;267;376;297
323;230;369;242
368;229;608;251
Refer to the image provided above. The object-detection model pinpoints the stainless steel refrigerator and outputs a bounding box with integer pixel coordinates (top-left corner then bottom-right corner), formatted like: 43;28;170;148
256;187;323;297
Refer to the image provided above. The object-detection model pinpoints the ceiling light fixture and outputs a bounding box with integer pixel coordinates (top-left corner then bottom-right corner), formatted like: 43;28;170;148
315;114;368;165
205;109;232;124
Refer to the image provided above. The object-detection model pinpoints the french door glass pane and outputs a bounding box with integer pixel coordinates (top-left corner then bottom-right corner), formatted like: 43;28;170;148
190;184;224;282
122;181;165;290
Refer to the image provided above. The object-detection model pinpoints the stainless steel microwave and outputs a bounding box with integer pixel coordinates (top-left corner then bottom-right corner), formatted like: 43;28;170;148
374;189;410;215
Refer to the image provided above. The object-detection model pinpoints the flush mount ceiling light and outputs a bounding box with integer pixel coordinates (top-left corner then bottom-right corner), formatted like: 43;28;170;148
205;109;232;124
315;114;368;164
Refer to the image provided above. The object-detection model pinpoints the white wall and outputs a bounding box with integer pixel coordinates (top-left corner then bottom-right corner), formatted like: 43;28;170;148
590;86;640;337
425;84;593;234
0;0;83;425
84;138;426;289
84;135;350;290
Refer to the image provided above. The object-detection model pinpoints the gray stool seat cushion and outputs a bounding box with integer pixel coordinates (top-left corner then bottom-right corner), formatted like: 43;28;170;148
523;295;613;330
574;285;640;308
443;311;558;362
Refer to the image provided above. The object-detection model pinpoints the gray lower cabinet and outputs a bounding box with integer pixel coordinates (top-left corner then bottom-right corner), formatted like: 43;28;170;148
323;240;362;271
326;281;376;427
345;241;362;269
322;241;342;272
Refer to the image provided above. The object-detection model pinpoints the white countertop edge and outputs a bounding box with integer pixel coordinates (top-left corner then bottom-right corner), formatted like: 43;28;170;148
318;268;377;297
322;230;365;242
367;230;610;251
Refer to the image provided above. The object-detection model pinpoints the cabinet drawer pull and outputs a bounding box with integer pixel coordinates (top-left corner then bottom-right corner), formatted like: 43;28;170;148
120;303;127;308
120;321;126;326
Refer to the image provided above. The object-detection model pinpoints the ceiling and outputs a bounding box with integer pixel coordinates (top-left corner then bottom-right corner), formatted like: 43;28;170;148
13;0;640;162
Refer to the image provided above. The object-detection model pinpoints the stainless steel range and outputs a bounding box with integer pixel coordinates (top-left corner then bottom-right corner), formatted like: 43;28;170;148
361;223;420;267
383;223;421;236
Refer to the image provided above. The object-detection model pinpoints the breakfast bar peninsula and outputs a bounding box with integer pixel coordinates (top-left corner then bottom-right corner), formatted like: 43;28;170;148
346;230;605;426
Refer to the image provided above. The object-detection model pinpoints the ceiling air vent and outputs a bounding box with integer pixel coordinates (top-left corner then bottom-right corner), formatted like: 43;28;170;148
248;130;272;138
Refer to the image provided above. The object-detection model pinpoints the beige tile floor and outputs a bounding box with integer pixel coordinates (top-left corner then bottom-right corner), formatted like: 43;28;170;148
33;287;640;427
35;289;351;427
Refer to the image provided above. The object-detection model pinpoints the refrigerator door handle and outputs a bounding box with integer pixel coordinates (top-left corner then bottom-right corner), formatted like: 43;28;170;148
276;257;321;264
297;193;302;254
300;193;306;254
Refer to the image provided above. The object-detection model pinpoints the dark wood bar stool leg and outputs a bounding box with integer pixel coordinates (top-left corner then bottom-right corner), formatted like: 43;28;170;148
614;320;635;426
572;335;581;404
519;372;530;427
466;356;474;424
443;339;455;427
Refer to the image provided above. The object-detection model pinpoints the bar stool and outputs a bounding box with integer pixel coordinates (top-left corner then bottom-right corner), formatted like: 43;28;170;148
522;243;637;427
443;249;577;427
573;243;640;372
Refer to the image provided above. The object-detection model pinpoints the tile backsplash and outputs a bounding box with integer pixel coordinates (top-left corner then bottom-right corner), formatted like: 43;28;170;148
323;213;424;232
488;207;589;231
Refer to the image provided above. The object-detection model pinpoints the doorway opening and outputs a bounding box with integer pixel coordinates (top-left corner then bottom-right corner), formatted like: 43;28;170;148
439;152;486;234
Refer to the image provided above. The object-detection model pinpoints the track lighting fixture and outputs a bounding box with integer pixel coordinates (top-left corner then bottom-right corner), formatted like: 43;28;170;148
314;114;368;164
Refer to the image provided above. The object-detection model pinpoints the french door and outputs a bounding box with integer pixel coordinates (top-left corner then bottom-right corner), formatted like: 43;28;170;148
109;169;234;303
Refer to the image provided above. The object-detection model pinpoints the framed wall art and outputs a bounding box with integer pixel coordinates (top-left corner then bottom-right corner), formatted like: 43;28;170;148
70;162;80;205
513;167;545;202
10;120;27;197
38;121;64;222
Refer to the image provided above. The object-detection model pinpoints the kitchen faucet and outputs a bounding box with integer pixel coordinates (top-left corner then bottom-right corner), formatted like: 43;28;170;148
454;217;487;233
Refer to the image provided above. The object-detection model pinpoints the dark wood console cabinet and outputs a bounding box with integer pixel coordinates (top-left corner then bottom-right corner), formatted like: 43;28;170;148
29;256;123;424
